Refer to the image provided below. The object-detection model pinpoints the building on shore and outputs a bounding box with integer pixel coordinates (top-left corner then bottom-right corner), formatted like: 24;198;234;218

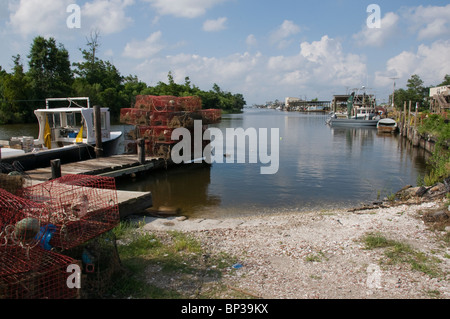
429;85;450;113
285;97;330;112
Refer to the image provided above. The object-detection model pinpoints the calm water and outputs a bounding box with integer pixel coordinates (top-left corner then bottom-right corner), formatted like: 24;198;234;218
0;109;430;218
117;108;430;218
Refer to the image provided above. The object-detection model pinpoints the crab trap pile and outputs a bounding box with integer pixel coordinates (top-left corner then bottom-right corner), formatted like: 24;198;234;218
0;174;121;299
120;95;222;159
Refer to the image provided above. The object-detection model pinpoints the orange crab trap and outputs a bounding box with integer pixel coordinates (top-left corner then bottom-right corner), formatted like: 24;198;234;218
120;108;151;125
177;96;202;112
19;175;119;250
0;246;79;299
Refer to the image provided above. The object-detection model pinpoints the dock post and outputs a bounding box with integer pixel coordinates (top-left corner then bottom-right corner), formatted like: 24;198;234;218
408;101;412;140
137;138;146;164
50;159;61;179
94;105;103;158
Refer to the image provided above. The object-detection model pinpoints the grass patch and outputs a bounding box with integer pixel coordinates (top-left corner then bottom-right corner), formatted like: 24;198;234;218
106;221;242;299
362;232;442;278
305;250;327;262
169;230;202;254
416;113;450;186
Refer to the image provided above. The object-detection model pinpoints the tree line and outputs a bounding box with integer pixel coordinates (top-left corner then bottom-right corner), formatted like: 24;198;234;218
0;35;246;125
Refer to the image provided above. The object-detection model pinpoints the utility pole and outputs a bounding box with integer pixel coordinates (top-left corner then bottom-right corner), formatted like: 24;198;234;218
390;77;399;108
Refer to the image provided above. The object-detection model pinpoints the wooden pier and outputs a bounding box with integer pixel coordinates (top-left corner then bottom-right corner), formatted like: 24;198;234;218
396;101;437;153
26;154;167;182
22;154;171;219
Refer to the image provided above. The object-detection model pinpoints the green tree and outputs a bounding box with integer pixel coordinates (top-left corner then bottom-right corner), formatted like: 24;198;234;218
72;32;126;120
0;55;34;123
392;74;429;110
438;74;450;86
27;36;73;99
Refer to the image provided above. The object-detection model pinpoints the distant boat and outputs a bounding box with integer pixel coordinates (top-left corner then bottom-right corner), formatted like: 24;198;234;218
0;97;122;171
377;118;398;133
327;92;380;127
327;117;379;127
306;105;324;112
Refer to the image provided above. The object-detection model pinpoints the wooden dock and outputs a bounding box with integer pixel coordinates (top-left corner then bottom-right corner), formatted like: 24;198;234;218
26;154;167;182
23;154;170;219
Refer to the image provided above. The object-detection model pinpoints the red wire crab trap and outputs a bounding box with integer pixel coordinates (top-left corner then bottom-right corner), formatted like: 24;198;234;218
134;95;155;110
0;188;50;255
150;111;193;128
0;188;79;299
198;109;222;124
120;108;151;126
120;95;222;158
135;95;182;112
19;174;119;250
138;125;153;140
151;95;182;112
0;246;79;299
177;96;202;112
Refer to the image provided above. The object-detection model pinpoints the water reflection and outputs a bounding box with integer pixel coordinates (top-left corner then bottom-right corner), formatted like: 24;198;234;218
116;165;221;217
0;124;39;140
0;109;430;219
117;108;429;219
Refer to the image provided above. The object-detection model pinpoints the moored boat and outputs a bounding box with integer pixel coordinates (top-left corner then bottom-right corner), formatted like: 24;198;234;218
377;118;398;133
327;90;380;127
0;97;122;171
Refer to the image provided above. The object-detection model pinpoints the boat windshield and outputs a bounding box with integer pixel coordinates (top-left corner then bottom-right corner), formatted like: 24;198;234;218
66;112;83;127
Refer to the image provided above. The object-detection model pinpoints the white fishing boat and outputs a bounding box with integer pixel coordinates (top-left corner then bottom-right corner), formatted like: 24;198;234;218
0;97;122;170
327;90;380;127
377;118;398;133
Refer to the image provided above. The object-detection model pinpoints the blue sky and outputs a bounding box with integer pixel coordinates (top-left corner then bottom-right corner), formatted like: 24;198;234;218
1;0;450;105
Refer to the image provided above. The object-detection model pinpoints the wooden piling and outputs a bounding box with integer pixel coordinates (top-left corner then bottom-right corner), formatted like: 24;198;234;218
402;102;407;136
94;105;103;158
137;138;145;164
50;159;61;179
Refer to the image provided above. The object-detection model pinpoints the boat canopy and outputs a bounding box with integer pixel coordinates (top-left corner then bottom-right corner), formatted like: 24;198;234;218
34;106;111;147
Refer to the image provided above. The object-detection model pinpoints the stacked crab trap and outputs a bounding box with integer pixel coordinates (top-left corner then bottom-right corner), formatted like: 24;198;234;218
120;95;222;159
0;174;120;299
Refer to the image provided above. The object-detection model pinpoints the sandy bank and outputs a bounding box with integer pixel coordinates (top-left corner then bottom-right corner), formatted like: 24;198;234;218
137;197;449;299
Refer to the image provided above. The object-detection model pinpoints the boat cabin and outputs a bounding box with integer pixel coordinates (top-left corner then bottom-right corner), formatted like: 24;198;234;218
352;107;379;120
34;98;112;149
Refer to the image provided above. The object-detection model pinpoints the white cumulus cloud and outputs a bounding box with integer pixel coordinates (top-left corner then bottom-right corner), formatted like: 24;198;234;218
352;12;400;47
404;4;450;40
131;35;367;103
82;0;134;35
203;17;227;32
143;0;227;18
374;40;450;87
7;0;134;37
122;31;164;58
246;34;257;48
270;20;301;49
8;0;72;37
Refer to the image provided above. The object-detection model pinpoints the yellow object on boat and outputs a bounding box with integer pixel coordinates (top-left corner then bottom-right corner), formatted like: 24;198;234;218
44;116;51;149
76;125;83;143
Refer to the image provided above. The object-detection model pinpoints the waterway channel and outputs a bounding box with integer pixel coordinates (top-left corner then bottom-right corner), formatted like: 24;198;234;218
118;108;430;218
0;108;430;219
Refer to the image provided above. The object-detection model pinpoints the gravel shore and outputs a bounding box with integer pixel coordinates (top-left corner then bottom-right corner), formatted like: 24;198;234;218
141;197;450;299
